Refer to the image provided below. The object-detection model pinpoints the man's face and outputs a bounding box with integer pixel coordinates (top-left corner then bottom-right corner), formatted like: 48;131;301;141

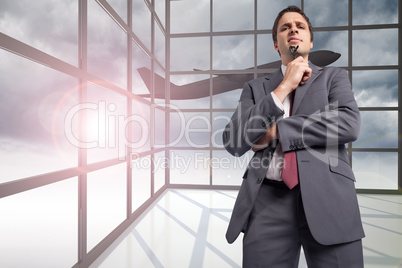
274;12;313;62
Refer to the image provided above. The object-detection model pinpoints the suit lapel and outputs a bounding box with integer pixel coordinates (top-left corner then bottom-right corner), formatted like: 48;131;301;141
292;63;323;114
263;69;283;96
261;63;323;114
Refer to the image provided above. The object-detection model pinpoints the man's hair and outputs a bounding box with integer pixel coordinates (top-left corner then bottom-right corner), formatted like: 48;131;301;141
272;5;314;43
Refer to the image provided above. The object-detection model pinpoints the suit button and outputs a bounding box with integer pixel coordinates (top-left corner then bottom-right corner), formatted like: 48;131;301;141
297;144;303;149
257;178;263;184
262;122;266;128
289;145;294;150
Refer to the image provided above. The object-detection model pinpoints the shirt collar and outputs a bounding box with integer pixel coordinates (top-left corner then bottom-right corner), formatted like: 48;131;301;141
281;64;287;76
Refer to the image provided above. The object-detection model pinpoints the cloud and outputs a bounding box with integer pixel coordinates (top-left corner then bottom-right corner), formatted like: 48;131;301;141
0;0;78;65
213;35;254;70
87;0;127;88
352;28;398;66
305;0;348;27
354;111;398;149
213;0;254;31
171;0;210;33
353;0;398;25
170;36;210;71
257;0;301;30
353;70;398;107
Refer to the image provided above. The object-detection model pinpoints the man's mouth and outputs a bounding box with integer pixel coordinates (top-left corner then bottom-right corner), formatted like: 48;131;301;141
288;37;302;43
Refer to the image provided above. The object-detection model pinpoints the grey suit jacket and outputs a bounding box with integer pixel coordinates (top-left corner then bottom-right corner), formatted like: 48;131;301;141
223;62;365;246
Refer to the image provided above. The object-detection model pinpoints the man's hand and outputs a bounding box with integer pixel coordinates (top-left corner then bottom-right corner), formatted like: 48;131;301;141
273;56;312;103
252;122;278;152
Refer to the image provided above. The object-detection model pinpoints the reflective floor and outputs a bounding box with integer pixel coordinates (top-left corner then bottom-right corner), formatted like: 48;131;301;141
90;190;402;268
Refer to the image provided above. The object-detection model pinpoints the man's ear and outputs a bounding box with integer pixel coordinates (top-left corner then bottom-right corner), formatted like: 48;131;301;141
274;42;279;52
310;41;313;49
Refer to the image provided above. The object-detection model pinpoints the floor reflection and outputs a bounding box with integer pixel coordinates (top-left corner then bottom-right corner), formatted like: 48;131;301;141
90;190;402;268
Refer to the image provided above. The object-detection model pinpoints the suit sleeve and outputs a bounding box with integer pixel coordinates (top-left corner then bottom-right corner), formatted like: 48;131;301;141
222;81;284;157
277;68;360;153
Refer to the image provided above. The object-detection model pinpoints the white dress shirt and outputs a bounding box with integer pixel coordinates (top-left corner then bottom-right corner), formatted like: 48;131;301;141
265;65;291;181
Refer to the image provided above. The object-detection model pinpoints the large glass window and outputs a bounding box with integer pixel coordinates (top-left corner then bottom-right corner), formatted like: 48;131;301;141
0;0;166;266
169;0;400;191
0;1;400;267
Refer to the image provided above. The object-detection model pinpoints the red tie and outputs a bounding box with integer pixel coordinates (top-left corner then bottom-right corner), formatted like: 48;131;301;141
281;92;299;189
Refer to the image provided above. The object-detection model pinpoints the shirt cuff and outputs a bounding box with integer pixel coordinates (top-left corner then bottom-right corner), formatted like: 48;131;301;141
271;92;284;111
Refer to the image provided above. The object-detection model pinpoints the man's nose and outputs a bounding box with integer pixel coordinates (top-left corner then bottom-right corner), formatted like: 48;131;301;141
290;26;298;34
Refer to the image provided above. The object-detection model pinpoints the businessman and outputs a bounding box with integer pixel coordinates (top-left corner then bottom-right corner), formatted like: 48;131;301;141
223;6;365;267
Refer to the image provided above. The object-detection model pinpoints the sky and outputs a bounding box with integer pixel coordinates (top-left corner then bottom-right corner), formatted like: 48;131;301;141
0;0;399;267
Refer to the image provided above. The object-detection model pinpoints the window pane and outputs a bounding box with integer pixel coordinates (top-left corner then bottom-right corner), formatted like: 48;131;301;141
353;29;398;66
257;34;280;67
353;152;398;190
87;163;127;251
353;0;398;25
155;21;166;67
154;151;166;193
88;0;127;88
257;0;300;30
353;70;398;107
305;0;348;27
170;112;211;147
0;50;78;183
107;0;127;22
171;0;209;33
154;65;166;105
213;88;244;109
213;0;254;31
170;150;210;185
131;155;151;211
170;75;211;109
130;100;151;153
353;111;398;149
212;112;233;148
132;41;152;95
86;85;127;163
155;0;165;27
170;37;210;71
155;106;166;149
212;150;253;186
312;31;348;67
133;0;151;50
0;178;78;268
213;35;254;70
0;0;78;66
